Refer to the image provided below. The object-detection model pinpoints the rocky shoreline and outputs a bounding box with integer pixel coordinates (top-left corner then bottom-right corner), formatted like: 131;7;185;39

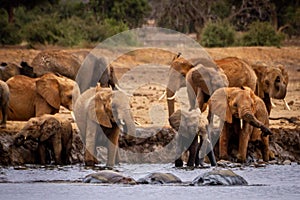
1;114;299;166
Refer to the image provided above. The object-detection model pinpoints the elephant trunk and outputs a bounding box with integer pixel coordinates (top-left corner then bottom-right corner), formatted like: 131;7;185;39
273;82;287;99
122;116;136;140
241;113;272;136
166;88;175;117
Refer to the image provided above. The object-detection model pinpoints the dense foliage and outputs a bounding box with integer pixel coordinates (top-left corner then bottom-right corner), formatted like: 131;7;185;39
0;0;299;47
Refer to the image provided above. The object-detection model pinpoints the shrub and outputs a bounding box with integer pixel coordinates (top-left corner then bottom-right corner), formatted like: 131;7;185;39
200;21;235;47
241;21;285;46
84;18;129;43
0;10;22;45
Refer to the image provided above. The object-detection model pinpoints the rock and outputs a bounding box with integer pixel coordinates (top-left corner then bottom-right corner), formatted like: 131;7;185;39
137;172;182;184
192;169;248;186
83;170;136;184
283;160;292;165
217;160;242;168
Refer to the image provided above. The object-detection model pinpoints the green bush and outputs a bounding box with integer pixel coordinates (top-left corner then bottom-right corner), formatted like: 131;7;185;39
0;10;22;45
241;21;285;46
84;18;129;43
200;21;235;47
23;15;62;45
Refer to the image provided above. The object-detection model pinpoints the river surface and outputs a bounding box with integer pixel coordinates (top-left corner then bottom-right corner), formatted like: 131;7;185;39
0;163;300;200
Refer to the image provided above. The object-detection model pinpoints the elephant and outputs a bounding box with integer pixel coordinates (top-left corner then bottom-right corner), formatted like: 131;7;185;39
75;53;118;93
165;56;258;117
74;86;136;167
14;114;73;165
252;63;289;114
6;73;78;121
165;53;218;116
0;62;21;81
0;80;9;128
208;86;272;163
31;50;117;93
31;50;81;79
0;62;36;81
215;57;257;91
186;64;229;112
169;108;217;167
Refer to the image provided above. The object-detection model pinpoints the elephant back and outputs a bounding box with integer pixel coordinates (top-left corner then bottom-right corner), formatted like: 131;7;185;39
216;57;257;91
32;50;81;79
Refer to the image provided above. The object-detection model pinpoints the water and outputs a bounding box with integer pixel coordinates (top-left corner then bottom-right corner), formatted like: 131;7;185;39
0;163;300;200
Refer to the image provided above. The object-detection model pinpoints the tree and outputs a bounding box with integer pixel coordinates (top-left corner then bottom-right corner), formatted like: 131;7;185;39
1;0;58;23
84;0;151;28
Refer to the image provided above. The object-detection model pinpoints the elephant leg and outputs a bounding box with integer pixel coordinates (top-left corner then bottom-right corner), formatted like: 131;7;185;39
198;134;217;166
1;103;7;127
187;138;198;167
106;127;120;167
85;121;98;166
187;83;198;110
261;135;270;162
175;135;185;167
115;148;121;165
219;123;230;160
38;145;46;165
237;124;251;163
52;135;62;165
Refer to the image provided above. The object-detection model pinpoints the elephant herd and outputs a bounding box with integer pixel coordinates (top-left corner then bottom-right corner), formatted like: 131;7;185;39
0;49;289;168
165;53;289;165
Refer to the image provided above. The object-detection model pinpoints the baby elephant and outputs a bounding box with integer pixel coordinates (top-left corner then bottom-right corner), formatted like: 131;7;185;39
169;108;216;168
0;80;9;128
14;114;73;165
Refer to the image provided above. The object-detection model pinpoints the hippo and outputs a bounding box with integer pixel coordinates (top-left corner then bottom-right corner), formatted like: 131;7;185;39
137;172;182;184
192;169;248;186
83;170;136;184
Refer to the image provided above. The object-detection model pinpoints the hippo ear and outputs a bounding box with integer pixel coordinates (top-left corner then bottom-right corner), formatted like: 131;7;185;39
36;78;61;109
209;88;232;123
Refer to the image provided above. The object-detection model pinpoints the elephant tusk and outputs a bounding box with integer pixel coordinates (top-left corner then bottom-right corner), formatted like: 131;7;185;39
240;119;243;130
283;99;291;110
134;120;141;126
167;94;176;100
212;115;220;128
71;111;76;121
271;98;276;108
158;91;166;101
120;119;125;126
115;84;133;97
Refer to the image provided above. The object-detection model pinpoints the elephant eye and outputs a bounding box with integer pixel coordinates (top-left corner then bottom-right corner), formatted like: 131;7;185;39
233;102;238;108
275;76;280;83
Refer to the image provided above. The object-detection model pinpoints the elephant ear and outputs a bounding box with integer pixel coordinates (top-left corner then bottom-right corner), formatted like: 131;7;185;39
277;64;289;84
242;86;257;113
88;91;112;128
252;64;267;98
36;78;61;109
208;88;232;123
39;116;60;142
